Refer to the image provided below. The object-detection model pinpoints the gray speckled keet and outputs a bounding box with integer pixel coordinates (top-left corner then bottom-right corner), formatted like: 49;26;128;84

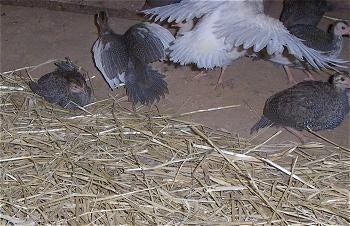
92;11;174;105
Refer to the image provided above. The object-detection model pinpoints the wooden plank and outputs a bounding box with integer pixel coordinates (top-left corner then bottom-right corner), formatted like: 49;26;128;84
0;0;145;20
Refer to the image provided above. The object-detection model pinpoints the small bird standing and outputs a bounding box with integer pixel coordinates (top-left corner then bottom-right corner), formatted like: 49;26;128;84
264;21;350;83
262;0;350;84
251;71;350;143
92;11;175;105
29;58;92;109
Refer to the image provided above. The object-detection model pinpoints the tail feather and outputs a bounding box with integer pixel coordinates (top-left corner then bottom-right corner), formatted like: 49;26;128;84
54;57;78;72
250;116;273;135
125;58;168;105
28;81;40;94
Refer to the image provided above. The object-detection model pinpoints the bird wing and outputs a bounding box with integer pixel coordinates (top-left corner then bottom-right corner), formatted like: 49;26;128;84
92;35;129;89
124;22;175;64
214;1;347;70
142;0;224;23
143;1;246;69
167;9;236;69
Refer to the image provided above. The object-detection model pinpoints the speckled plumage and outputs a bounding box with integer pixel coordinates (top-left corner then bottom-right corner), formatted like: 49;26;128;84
92;11;174;105
143;0;181;9
280;0;334;27
251;72;350;134
288;21;349;57
29;58;91;109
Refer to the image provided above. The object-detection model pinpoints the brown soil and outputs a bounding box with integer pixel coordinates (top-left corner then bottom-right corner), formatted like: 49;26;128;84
1;2;349;147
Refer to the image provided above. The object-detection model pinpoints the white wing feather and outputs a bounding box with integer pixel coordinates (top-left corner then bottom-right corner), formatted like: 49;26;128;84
142;0;225;23
214;2;347;69
169;6;240;69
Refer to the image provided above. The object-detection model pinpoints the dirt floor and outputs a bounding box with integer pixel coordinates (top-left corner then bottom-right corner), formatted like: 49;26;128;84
1;1;349;147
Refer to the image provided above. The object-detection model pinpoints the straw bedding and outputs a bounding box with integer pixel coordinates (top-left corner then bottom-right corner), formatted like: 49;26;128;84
0;60;349;225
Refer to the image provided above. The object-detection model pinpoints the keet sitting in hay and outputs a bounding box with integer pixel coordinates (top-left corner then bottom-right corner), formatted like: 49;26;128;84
29;58;92;109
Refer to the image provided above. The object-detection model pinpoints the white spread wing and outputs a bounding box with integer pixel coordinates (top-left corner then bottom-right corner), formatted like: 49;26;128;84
142;0;225;23
214;2;347;69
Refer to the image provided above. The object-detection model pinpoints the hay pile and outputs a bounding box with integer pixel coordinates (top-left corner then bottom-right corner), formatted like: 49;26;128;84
0;61;349;225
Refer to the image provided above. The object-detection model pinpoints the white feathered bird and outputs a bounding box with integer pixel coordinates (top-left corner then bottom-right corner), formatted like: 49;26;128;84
143;0;347;85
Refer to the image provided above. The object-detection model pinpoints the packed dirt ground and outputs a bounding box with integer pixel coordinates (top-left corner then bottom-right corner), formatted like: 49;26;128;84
1;1;349;147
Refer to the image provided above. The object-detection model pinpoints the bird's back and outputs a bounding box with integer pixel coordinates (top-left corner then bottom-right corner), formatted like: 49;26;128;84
280;0;332;27
263;81;349;131
30;70;71;104
123;23;168;64
143;0;181;9
95;21;174;67
288;24;334;52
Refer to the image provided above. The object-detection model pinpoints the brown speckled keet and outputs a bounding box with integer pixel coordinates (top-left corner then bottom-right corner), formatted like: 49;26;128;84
251;71;350;141
29;58;91;109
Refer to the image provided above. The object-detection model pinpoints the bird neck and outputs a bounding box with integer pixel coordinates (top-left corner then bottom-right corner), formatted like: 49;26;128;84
98;24;113;36
330;35;343;57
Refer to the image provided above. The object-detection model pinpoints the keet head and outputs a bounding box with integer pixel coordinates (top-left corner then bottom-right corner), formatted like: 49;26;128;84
329;71;350;90
331;21;350;37
94;11;111;35
65;73;88;93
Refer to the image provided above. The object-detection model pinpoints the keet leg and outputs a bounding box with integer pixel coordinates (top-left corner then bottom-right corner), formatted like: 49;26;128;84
283;65;297;85
215;66;226;89
303;70;315;81
192;70;208;80
285;127;308;144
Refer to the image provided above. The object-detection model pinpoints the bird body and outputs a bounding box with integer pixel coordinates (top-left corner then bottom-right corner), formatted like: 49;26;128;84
266;21;350;75
280;0;334;27
251;72;350;136
92;11;174;105
29;58;91;109
143;0;182;9
288;22;349;57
